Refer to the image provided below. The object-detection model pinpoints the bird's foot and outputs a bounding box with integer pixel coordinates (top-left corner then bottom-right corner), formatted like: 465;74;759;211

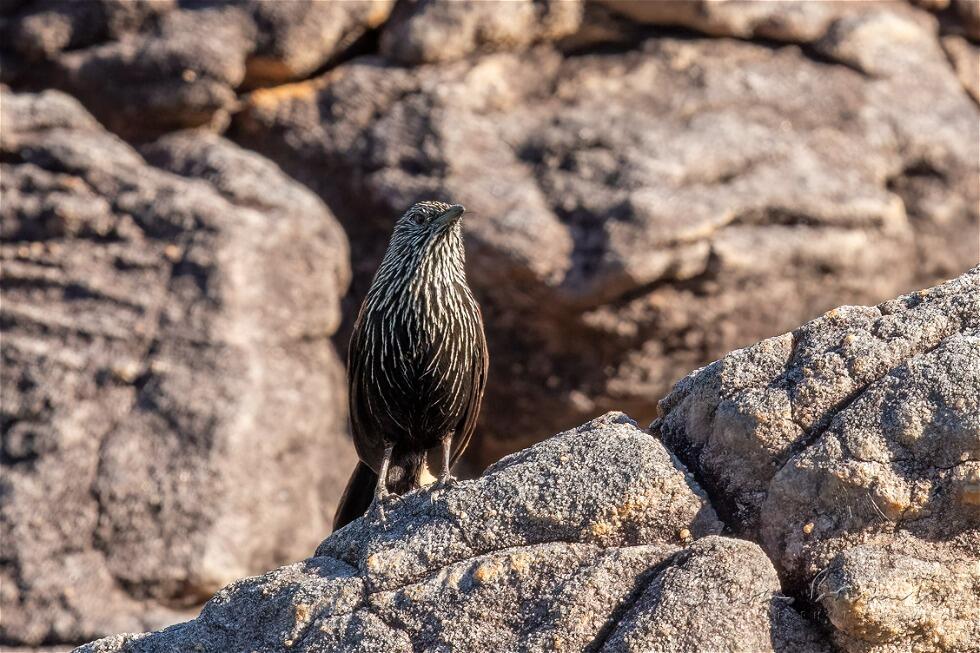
429;475;458;502
367;492;395;528
435;473;458;490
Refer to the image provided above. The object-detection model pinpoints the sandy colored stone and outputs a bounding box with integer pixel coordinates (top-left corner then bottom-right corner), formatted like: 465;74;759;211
0;0;395;137
656;268;980;653
816;535;980;653
380;0;585;64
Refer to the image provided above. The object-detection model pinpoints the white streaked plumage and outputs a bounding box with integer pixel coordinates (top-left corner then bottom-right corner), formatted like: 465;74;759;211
346;200;488;494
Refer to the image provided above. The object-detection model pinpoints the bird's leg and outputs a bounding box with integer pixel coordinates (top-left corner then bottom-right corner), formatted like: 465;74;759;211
368;443;394;524
436;434;455;488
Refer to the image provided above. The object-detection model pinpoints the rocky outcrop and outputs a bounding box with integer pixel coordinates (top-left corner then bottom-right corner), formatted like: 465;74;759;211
236;4;978;466
4;1;976;474
0;0;394;137
0;89;353;645
3;1;978;648
76;413;828;653
655;268;980;652
75;269;979;653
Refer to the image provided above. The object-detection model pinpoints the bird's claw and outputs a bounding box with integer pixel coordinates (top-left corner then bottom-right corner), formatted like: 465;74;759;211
437;475;457;490
367;492;395;528
430;475;457;501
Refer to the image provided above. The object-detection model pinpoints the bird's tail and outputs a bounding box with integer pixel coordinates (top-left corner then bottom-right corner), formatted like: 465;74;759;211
333;461;377;530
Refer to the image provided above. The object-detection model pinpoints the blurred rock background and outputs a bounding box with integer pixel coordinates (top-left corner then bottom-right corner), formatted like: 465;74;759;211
0;0;977;648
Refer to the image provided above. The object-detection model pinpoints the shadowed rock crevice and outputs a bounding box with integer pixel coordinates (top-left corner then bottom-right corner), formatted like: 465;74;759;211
584;547;689;652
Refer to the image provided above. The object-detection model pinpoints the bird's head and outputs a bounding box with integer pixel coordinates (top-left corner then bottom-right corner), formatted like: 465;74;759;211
368;201;466;306
393;201;466;242
372;200;469;292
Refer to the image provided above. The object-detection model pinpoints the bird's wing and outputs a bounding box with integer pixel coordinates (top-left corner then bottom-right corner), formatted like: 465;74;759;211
451;305;488;466
347;302;383;471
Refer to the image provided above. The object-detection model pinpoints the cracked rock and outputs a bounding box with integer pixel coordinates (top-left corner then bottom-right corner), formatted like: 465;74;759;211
0;89;352;645
655;267;980;652
815;534;979;653
236;7;978;467
76;414;825;653
602;536;827;653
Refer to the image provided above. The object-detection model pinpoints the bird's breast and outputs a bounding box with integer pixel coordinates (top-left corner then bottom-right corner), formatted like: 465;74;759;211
357;282;480;440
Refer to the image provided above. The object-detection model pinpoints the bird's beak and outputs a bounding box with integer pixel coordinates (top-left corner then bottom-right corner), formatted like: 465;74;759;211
434;204;465;228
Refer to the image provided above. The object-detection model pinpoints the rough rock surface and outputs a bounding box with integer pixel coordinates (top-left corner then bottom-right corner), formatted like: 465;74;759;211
0;0;395;137
597;0;884;41
60;270;980;653
655;268;980;652
816;534;979;653
76;414;828;653
380;0;586;64
3;2;978;649
942;34;980;102
0;89;353;645
603;536;827;653
236;5;979;466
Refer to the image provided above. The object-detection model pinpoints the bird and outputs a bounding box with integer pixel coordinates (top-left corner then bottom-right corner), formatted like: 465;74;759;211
333;200;488;530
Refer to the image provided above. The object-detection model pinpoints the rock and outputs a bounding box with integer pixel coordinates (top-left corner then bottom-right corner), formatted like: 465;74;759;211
379;0;585;64
236;0;394;87
810;7;942;77
0;0;395;137
655;268;978;527
603;536;827;653
952;0;980;38
0;89;352;645
235;6;978;467
70;265;978;653
816;534;980;653
373;0;931;65
760;325;980;575
942;34;980;102
317;413;721;585
655;268;980;652
597;0;865;41
76;414;826;653
1;0;173;61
